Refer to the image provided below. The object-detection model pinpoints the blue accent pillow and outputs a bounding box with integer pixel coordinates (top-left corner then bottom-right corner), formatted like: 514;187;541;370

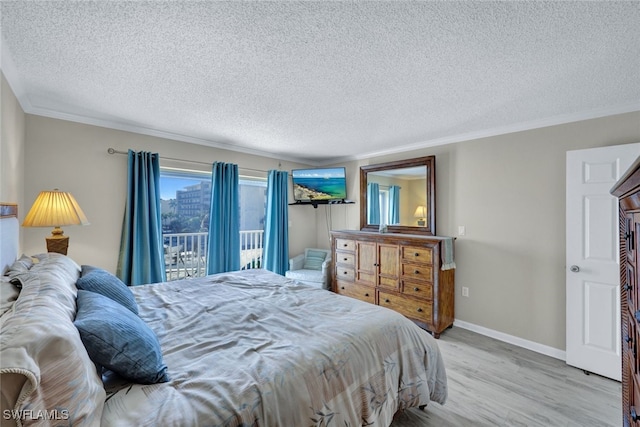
74;290;169;384
80;264;100;276
76;266;139;314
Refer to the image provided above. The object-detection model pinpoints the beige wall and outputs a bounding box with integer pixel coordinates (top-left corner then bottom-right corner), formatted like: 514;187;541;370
21;116;316;272
0;73;25;251
319;111;640;351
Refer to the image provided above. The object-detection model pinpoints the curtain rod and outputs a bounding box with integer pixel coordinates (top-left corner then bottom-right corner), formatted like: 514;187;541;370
107;148;271;173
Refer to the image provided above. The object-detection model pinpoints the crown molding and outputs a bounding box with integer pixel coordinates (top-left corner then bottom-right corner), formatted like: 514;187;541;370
318;101;640;166
3;42;638;168
26;104;312;165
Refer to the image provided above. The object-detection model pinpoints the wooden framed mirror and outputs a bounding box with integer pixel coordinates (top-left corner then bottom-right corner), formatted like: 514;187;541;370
360;155;436;235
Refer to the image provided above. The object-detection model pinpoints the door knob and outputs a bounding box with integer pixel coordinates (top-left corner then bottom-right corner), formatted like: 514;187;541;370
569;265;580;273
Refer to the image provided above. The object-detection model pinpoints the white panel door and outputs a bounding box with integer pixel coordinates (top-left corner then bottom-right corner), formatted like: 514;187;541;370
566;143;640;380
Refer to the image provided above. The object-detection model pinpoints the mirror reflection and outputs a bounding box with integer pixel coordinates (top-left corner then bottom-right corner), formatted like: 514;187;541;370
366;166;427;226
360;155;435;235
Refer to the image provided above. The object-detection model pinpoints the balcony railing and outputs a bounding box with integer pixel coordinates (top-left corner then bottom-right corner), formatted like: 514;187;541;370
164;230;264;281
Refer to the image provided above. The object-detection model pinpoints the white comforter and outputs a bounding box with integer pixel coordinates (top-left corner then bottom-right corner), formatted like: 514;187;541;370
101;269;447;427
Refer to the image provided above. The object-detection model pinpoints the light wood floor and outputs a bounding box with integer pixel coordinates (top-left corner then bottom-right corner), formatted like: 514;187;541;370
390;327;621;427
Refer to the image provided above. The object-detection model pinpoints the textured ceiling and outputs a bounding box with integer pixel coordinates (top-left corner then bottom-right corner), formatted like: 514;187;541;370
1;1;639;165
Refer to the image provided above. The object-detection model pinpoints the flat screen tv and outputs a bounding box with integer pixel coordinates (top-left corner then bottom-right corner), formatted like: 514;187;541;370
291;167;347;202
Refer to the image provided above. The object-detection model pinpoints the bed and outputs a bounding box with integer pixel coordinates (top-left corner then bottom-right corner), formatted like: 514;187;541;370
0;204;447;427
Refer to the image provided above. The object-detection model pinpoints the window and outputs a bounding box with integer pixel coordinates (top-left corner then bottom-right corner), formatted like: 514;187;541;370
379;188;389;225
160;169;211;233
160;169;267;234
238;177;268;232
160;168;267;279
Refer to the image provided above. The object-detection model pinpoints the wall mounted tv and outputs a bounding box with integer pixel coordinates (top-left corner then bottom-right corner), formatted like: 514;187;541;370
291;167;347;202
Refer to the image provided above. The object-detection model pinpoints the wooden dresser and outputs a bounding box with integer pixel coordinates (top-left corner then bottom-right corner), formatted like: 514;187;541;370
612;156;640;426
330;230;455;338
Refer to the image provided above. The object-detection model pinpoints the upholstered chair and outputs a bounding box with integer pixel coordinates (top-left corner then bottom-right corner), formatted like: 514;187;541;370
285;248;332;290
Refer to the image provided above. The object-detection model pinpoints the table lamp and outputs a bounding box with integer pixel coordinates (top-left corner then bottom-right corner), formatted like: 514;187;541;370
22;189;89;255
413;205;427;226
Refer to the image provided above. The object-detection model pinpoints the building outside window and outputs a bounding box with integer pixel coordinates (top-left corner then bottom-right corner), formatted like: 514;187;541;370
160;168;267;279
160;170;267;233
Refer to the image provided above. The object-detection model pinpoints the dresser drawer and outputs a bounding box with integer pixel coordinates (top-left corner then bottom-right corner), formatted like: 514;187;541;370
378;291;432;322
401;246;433;264
335;266;355;282
335;252;355;266
402;280;433;300
336;281;375;304
335;238;355;252
401;263;433;282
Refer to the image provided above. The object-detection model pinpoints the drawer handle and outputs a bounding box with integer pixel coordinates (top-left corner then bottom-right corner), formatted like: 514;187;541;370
414;252;420;256
343;243;348;247
385;299;390;303
414;269;420;274
343;271;348;275
365;293;369;297
341;286;345;290
632;407;639;422
417;308;423;313
343;258;348;261
625;283;632;292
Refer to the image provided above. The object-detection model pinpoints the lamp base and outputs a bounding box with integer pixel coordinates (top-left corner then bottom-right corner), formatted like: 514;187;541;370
46;227;69;255
417;220;425;226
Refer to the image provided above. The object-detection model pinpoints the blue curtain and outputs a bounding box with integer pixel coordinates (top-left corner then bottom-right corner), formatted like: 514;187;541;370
207;162;240;274
263;170;289;275
117;150;166;286
389;185;401;224
367;182;380;224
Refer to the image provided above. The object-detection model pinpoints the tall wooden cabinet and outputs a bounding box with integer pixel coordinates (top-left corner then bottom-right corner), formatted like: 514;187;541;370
612;156;640;426
331;230;455;338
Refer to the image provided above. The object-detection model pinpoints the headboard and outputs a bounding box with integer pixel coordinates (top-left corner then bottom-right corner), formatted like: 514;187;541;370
0;203;19;274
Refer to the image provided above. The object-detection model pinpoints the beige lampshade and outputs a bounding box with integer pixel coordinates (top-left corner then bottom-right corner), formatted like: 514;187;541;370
413;205;427;218
23;189;89;227
23;189;89;255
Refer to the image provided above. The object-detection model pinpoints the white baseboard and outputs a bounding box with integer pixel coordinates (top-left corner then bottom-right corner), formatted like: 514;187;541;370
453;319;566;361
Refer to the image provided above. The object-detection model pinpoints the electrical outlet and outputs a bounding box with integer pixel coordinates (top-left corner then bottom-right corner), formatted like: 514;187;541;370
462;287;469;297
458;225;466;236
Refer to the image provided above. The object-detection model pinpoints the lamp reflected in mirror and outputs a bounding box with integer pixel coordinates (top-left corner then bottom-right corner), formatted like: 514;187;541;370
413;205;427;226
